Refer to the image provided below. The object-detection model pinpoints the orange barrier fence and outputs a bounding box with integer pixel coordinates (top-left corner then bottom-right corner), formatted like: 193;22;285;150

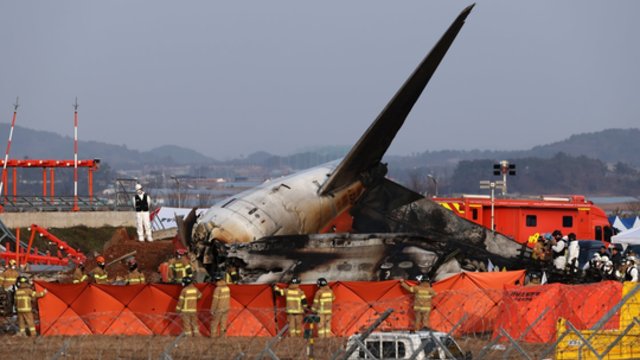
33;273;622;342
493;281;622;343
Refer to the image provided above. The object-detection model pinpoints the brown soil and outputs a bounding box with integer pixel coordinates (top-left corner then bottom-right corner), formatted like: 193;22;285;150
55;228;176;284
0;335;348;360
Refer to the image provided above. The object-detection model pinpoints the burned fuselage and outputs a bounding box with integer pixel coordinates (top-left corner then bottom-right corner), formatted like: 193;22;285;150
187;5;511;283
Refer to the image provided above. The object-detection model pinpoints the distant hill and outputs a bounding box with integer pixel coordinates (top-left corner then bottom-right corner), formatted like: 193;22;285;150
0;124;216;169
2;123;638;172
386;128;640;168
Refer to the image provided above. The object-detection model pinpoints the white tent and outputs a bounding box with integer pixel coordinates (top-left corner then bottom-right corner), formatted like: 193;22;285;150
632;216;640;229
612;216;628;232
612;226;640;246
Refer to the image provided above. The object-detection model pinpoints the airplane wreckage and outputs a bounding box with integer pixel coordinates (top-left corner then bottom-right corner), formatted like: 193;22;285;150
180;4;536;284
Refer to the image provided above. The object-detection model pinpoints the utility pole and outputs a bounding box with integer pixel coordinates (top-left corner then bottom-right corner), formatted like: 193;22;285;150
72;98;80;211
0;97;19;204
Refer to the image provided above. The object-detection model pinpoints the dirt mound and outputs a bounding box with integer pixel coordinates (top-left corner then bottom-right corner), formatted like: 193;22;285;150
88;228;176;283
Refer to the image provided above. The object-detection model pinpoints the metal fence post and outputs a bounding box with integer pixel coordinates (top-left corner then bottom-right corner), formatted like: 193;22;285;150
254;323;289;360
330;308;394;360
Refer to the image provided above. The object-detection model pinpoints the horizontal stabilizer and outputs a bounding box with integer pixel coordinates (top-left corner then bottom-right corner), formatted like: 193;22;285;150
319;4;474;195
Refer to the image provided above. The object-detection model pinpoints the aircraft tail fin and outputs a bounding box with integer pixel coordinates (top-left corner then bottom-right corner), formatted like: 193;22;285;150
319;4;474;195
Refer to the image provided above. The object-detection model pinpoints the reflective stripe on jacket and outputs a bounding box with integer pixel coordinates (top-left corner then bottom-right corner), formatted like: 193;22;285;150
127;270;146;285
177;285;201;313
275;286;306;314
15;288;45;313
312;287;335;314
211;283;231;312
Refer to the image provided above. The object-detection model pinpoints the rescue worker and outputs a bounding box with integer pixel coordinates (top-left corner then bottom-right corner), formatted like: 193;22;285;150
274;277;307;337
311;277;334;338
1;259;20;312
91;256;109;284
125;259;146;285
176;276;202;336
14;275;47;336
1;259;20;290
611;247;623;268
566;233;580;273
72;261;88;284
625;256;639;282
169;249;193;284
401;274;437;331
550;230;567;271
532;235;546;261
210;273;231;337
133;183;153;242
225;265;239;284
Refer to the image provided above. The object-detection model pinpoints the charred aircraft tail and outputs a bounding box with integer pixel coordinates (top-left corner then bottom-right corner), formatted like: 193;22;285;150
319;4;474;195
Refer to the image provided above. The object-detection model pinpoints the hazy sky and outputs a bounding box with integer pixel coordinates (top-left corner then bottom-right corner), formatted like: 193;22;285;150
0;1;638;160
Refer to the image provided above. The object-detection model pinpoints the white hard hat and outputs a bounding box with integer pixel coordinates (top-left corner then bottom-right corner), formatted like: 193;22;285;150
600;256;609;262
627;256;636;263
592;253;601;259
135;183;142;191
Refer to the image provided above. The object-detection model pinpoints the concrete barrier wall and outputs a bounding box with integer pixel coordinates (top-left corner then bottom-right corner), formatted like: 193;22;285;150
0;211;136;228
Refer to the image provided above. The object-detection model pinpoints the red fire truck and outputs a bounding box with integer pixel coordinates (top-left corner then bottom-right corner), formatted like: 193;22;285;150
434;195;613;245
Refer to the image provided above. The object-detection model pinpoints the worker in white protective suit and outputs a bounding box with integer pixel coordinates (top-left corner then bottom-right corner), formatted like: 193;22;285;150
625;256;639;282
566;233;580;273
133;183;153;242
551;231;567;271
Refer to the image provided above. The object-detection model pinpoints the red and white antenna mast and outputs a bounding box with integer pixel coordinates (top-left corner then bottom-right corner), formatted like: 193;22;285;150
0;97;19;200
72;97;79;211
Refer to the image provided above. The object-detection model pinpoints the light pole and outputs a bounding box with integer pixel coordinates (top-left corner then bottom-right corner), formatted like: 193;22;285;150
480;180;504;234
427;174;438;197
493;160;516;196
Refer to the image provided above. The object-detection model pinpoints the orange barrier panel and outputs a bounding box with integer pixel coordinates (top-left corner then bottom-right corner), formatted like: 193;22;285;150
493;281;621;343
430;270;525;335
34;275;620;342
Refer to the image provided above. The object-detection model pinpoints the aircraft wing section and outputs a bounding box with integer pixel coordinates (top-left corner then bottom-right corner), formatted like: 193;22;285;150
319;4;474;195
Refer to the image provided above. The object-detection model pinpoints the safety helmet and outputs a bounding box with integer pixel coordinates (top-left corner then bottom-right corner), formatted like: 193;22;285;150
627;256;636;264
181;277;193;286
176;249;187;256
414;274;424;283
592;253;601;260
213;272;224;281
135;183;143;191
543;233;553;241
16;275;29;286
317;278;328;287
290;276;300;285
9;259;17;266
600;256;609;263
128;260;138;271
96;256;106;265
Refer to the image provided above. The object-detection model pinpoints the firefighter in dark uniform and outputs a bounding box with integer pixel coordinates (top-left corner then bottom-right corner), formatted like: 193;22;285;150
274;277;307;337
401;274;437;331
311;277;335;338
